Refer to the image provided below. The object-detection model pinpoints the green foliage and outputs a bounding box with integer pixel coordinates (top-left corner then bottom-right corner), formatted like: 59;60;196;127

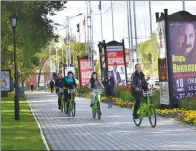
179;96;196;110
1;94;47;150
138;33;159;76
1;1;67;82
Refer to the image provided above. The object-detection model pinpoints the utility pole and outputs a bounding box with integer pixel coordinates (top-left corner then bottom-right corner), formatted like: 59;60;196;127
127;1;131;73
149;1;154;77
133;0;138;65
99;1;103;41
129;1;134;73
182;0;185;10
111;1;115;40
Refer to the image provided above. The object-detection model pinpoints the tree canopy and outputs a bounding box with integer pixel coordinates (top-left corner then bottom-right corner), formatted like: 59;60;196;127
138;33;159;76
1;1;67;82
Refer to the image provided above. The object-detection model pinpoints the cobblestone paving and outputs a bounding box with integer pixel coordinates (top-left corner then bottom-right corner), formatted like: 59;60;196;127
26;92;196;150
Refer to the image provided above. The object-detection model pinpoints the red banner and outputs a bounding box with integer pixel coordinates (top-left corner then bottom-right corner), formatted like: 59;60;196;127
106;45;126;85
79;59;93;86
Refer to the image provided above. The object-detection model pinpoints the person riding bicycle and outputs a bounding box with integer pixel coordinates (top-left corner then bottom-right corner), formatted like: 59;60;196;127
55;73;63;110
131;63;148;119
88;72;104;109
63;71;77;114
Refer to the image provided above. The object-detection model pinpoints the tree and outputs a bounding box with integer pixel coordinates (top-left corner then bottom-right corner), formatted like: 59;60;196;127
1;1;67;84
138;33;159;76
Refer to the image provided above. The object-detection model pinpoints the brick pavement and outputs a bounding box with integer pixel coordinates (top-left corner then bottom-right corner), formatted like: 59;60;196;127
26;92;196;150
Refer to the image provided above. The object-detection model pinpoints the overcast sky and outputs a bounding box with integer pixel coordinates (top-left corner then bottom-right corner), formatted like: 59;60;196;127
49;1;196;51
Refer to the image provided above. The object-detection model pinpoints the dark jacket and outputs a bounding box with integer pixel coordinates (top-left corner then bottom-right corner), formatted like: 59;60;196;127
55;78;63;92
50;80;54;88
131;71;148;91
63;76;77;89
103;76;115;89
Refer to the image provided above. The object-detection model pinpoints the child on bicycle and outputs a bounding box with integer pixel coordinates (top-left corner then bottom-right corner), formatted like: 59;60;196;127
63;71;77;114
88;72;104;108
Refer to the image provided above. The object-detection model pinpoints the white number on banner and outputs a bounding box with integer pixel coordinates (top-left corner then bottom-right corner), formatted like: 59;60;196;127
176;79;183;88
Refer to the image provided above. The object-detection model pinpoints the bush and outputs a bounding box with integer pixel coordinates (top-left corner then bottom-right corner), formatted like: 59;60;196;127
77;86;89;94
179;96;196;110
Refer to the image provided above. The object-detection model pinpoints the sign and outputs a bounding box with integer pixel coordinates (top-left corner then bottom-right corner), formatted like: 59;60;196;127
1;70;11;91
79;58;93;86
36;75;44;86
168;21;196;102
106;45;126;85
64;66;75;76
160;82;170;104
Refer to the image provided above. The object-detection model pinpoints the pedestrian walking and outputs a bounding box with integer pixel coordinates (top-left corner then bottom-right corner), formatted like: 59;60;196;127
103;71;115;108
49;79;55;93
30;83;34;92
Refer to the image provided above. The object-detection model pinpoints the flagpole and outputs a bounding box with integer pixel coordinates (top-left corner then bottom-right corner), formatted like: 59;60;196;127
129;1;134;73
111;1;115;40
149;1;154;77
99;1;103;41
182;0;185;11
133;0;138;63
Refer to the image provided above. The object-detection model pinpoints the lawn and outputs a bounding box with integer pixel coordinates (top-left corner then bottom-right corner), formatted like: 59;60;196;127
1;94;47;150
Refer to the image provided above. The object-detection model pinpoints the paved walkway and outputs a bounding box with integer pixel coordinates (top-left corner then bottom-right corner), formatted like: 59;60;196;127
26;92;196;150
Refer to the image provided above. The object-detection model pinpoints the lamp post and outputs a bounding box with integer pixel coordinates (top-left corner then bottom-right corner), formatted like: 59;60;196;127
54;13;83;68
10;12;20;120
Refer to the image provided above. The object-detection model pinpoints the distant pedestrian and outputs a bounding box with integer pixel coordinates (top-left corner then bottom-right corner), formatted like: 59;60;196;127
50;79;55;93
103;71;115;108
30;83;34;92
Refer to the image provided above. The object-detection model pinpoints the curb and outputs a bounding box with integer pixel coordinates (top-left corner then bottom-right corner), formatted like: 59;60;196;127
25;96;50;151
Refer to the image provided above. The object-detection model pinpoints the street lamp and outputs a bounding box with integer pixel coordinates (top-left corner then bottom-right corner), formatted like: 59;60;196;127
10;12;20;120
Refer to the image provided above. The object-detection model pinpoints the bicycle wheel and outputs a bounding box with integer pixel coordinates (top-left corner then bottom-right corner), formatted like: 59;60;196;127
92;103;96;118
72;101;76;117
148;106;157;128
64;101;67;114
97;101;101;119
132;107;142;126
68;101;71;117
61;98;64;112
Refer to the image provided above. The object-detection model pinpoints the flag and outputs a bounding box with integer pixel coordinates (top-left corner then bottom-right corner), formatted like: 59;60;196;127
83;15;86;27
98;1;101;10
76;23;80;32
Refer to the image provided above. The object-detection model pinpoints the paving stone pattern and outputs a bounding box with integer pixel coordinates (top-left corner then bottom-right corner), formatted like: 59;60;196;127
26;92;196;150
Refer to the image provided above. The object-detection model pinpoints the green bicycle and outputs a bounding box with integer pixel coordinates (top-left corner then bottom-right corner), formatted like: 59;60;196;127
59;88;67;114
91;89;102;119
132;90;157;128
66;88;76;117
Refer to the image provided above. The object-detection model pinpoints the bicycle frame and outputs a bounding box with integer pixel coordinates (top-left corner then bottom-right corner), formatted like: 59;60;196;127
132;90;153;119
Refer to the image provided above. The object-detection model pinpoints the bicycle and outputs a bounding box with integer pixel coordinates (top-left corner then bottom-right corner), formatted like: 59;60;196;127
66;88;76;117
91;89;102;119
58;87;66;114
132;90;157;128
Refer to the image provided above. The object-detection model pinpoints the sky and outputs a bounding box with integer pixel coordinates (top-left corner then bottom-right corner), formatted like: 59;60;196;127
48;1;196;55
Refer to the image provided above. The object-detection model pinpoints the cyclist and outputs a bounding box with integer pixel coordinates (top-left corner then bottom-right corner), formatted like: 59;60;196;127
88;72;104;109
131;63;148;119
63;71;77;114
55;73;63;110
